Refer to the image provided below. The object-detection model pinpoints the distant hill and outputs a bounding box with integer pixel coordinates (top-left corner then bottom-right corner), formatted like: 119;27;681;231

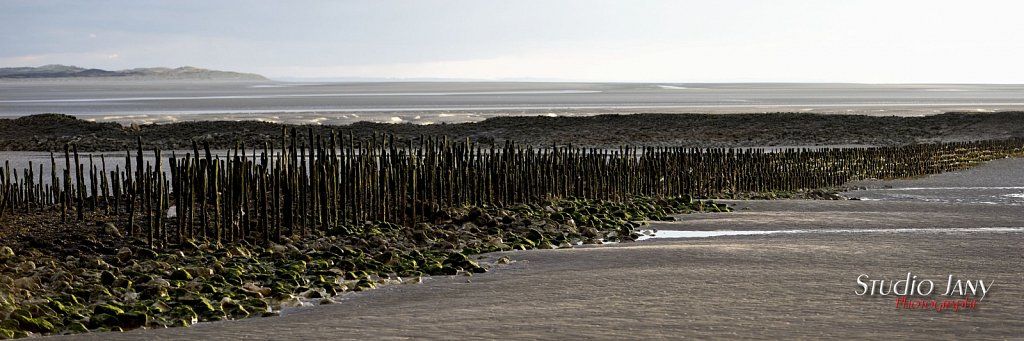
0;64;268;80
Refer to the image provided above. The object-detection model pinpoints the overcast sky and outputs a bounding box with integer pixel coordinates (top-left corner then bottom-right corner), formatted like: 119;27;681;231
1;0;1022;83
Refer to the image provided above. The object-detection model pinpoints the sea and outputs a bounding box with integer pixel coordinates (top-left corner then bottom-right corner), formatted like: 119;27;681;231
3;81;1024;125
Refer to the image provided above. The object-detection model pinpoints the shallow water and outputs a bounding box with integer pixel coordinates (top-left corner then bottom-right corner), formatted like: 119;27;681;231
847;187;1024;206
638;227;1024;240
843;158;1024;206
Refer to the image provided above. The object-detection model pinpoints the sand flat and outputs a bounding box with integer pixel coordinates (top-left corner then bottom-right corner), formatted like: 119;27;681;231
54;197;1023;340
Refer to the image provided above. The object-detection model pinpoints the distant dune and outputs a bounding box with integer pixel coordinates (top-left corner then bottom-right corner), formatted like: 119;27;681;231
0;64;267;80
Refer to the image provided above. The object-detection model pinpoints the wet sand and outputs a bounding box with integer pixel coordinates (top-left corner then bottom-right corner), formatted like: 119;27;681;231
58;160;1024;340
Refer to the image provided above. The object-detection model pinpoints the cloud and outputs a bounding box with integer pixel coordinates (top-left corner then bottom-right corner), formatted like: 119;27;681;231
3;0;1024;82
1;52;126;68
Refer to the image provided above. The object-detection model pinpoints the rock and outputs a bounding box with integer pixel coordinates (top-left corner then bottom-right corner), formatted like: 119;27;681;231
277;295;303;308
65;321;89;333
103;223;121;237
84;257;111;271
94;303;124;316
169;268;193;281
100;271;116;286
135;248;159;260
171;305;198;324
319;298;336;305
473;212;496;227
116;247;133;261
220;299;250;319
0;246;14;259
466;207;483;221
241;298;270;313
15;315;55;333
182;297;217;316
149;301;172;313
226;246;251;258
241;283;272;297
354;278;376;291
197;283;218;294
18;261;35;273
13;277;39;291
0;322;16;336
87;313;119;329
187;267;214;279
270;244;288;255
444;252;486;273
117;311;148;329
46;298;71;315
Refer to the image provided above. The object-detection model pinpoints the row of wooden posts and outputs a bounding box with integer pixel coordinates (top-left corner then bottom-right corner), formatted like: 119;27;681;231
1;130;1022;247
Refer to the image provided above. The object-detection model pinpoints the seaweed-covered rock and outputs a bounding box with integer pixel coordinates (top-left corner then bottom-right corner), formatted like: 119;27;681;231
64;321;89;333
87;313;119;329
15;315;55;333
169;268;193;281
444;252;486;274
93;303;124;316
100;271;116;286
118;311;148;329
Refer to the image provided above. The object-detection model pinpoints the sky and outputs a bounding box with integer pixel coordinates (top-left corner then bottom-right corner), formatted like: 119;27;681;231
1;0;1022;83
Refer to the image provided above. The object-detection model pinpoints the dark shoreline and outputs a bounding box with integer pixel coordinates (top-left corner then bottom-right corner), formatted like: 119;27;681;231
3;111;1024;152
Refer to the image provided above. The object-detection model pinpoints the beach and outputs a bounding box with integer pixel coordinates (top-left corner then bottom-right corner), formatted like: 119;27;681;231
6;1;1024;339
50;158;1024;340
1;82;1023;340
